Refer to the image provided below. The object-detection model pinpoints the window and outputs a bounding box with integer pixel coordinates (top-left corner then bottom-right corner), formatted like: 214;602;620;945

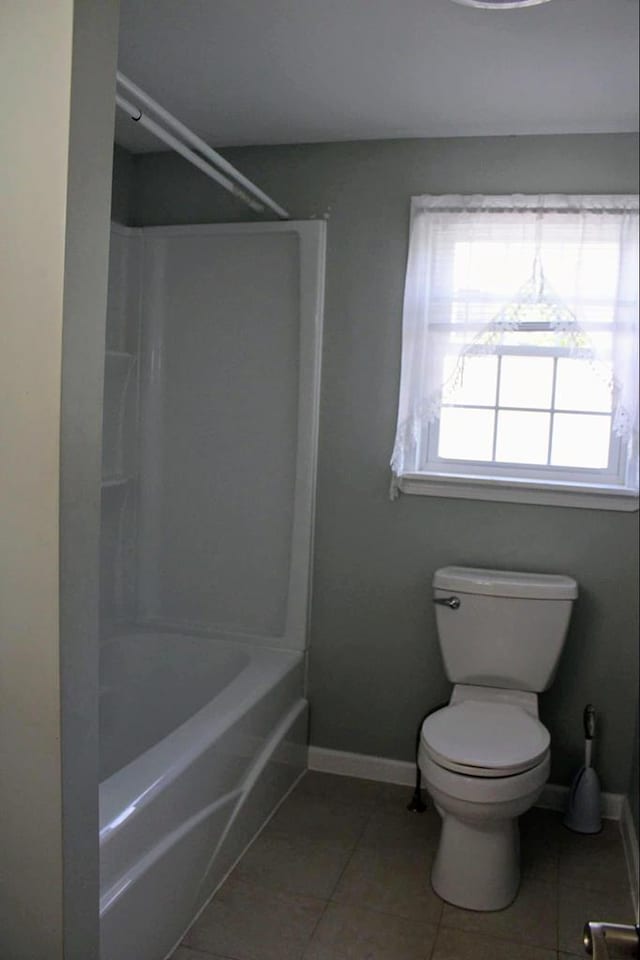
390;195;639;510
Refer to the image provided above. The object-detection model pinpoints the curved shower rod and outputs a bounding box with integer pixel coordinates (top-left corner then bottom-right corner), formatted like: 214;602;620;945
115;72;290;220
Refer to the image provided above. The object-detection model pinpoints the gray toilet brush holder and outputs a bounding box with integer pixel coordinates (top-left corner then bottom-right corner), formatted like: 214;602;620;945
564;704;602;834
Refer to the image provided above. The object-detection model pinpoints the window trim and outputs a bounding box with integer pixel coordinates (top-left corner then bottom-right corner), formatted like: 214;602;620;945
396;471;639;512
425;432;625;486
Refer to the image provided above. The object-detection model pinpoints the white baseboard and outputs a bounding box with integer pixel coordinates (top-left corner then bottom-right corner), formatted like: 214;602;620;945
536;781;624;821
620;796;640;922
307;745;624;819
308;746;417;786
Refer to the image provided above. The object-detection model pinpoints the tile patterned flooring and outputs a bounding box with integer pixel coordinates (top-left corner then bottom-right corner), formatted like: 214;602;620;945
171;772;636;960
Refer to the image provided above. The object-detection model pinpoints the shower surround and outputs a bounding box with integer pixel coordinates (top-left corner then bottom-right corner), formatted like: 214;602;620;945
99;221;325;960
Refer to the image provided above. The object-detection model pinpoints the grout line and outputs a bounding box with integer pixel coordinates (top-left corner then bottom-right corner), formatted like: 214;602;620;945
425;891;444;960
175;768;309;956
316;781;448;944
287;779;382;956
190;771;622;958
175;947;238;959
303;898;332;955
437;916;559;954
325;793;378;903
425;934;439;960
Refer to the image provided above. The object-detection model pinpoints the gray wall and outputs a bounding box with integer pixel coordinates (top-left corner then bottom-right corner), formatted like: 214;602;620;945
124;134;639;794
630;714;639;837
111;143;135;225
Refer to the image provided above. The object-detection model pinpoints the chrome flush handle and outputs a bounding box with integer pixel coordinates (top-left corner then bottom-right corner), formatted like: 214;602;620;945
433;596;461;610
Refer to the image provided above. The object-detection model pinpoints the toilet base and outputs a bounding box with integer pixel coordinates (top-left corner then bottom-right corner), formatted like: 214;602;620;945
431;810;520;911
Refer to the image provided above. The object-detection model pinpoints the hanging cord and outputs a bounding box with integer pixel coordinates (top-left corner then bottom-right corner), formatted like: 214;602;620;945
407;701;449;813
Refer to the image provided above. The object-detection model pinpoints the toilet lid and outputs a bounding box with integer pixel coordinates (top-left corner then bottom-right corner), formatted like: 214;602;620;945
421;701;550;777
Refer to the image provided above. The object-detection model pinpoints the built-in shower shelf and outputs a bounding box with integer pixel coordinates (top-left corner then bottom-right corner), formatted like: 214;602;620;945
106;350;135;361
101;474;135;489
102;349;136;482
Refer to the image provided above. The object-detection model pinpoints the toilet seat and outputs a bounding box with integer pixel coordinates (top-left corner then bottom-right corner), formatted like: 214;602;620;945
421;700;550;778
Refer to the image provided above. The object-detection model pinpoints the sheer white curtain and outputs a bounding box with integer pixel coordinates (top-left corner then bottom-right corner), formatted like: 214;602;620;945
390;194;639;495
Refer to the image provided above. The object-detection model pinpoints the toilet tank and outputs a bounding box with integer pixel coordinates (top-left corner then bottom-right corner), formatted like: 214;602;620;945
432;566;578;692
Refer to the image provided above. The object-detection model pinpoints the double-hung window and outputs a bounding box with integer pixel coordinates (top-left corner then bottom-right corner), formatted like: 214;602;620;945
390;195;639;510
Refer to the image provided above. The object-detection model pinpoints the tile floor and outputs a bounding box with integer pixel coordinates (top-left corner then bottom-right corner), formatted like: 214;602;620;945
171;772;636;960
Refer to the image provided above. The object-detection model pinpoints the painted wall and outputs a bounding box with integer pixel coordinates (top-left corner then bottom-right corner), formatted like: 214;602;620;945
1;2;118;957
628;712;639;919
112;143;135;225
125;134;639;794
630;714;639;837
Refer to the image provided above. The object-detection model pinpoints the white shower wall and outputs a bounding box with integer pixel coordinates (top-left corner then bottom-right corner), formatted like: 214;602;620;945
101;224;142;634
101;221;325;652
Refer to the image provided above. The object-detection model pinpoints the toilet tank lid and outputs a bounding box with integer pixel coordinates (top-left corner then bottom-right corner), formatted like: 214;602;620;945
433;566;578;600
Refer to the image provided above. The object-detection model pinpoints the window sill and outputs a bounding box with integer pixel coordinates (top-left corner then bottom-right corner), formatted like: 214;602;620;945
396;472;639;512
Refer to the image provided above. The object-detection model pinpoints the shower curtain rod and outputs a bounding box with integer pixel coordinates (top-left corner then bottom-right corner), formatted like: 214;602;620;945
115;73;290;220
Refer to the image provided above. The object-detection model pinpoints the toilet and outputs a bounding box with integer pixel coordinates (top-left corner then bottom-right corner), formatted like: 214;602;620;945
419;566;578;912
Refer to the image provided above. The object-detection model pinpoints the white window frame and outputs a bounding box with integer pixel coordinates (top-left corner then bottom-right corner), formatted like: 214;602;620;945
424;341;627;481
401;343;636;508
392;197;639;512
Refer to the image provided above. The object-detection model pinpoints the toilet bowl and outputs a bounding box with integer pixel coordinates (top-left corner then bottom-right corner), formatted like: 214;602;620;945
419;698;551;910
420;566;578;911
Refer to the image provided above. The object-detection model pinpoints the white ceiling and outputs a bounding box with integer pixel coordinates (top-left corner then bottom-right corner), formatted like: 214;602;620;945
116;0;639;153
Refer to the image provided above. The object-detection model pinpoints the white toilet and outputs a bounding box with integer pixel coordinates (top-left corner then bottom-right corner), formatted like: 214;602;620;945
419;566;578;912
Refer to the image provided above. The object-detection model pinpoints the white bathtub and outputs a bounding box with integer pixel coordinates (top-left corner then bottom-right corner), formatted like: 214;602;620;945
99;631;308;960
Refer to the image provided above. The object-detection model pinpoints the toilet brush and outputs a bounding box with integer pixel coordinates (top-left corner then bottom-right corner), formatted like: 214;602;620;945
563;704;602;834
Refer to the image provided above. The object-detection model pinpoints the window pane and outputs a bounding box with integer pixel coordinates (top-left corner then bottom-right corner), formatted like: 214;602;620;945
442;354;498;406
555;358;613;413
454;241;535;300
551;414;611;469
499;356;554;410
496;411;550;464
543;242;620;302
438;407;495;461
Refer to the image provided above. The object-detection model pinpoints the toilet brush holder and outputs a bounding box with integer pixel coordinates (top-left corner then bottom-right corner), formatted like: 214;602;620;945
564;704;602;834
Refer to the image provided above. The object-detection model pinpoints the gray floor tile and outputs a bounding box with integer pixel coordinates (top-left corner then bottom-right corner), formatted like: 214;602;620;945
265;789;370;846
441;876;558;950
558;883;635;955
303;902;437;960
559;820;629;893
230;829;355;899
359;805;441;852
177;772;636;960
431;926;556;960
298;771;383;808
332;844;443;924
184;878;325;960
375;782;425;812
519;808;562;884
170;948;234;960
521;806;567;843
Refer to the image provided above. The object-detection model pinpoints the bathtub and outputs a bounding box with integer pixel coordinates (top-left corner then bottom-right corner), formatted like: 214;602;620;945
99;630;308;960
